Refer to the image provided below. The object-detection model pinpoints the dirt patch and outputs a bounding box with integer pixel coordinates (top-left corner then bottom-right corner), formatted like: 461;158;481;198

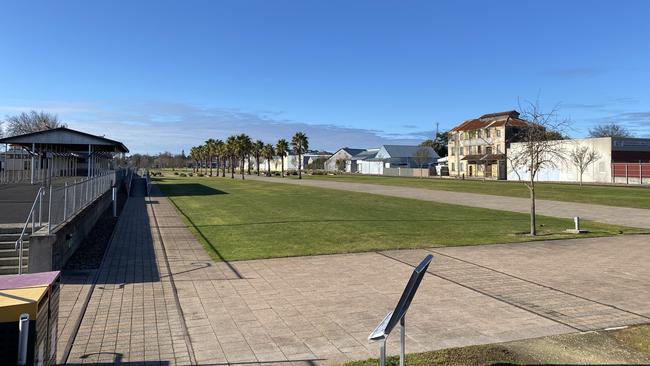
343;325;650;366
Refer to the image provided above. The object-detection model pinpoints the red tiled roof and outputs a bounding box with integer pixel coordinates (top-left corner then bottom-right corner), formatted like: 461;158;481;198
450;115;531;132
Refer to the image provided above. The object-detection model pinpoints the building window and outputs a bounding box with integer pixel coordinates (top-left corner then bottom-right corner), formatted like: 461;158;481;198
478;146;482;154
496;129;502;137
460;162;464;171
451;163;455;171
460;147;464;155
496;145;501;153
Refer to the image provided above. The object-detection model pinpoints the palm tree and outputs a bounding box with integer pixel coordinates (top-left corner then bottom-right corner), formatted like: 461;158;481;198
291;132;309;179
214;139;225;177
262;144;275;176
205;138;217;176
253;140;264;176
237;134;252;179
276;139;289;178
189;146;199;172
226;136;237;179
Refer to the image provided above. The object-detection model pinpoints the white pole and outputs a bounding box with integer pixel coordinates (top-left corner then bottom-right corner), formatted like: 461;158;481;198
31;143;35;184
18;314;30;365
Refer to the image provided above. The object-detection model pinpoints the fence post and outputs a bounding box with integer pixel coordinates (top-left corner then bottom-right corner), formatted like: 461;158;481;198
640;162;643;185
72;180;76;213
626;164;629;185
38;189;43;226
63;182;68;221
112;186;117;217
47;185;53;233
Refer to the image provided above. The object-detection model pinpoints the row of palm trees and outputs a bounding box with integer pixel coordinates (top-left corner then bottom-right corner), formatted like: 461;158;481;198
189;132;309;179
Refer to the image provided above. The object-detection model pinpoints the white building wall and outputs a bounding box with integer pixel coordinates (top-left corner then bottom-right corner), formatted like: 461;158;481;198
507;137;612;183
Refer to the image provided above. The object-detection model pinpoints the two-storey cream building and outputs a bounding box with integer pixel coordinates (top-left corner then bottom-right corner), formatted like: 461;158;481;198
448;110;530;179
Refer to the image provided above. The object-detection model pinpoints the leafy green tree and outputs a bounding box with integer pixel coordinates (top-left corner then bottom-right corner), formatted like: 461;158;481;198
276;139;289;177
291;132;309;179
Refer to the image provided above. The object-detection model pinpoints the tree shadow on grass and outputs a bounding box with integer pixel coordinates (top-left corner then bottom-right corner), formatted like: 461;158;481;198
158;183;228;197
165;197;244;279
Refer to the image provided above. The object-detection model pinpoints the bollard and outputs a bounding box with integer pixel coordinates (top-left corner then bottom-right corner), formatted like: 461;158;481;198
574;216;580;232
17;313;29;365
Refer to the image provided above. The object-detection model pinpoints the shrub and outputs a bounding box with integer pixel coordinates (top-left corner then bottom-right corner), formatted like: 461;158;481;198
174;172;179;175
197;173;204;177
188;173;194;177
179;173;187;177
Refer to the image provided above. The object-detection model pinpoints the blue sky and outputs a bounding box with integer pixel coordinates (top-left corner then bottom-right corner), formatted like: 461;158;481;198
1;0;649;153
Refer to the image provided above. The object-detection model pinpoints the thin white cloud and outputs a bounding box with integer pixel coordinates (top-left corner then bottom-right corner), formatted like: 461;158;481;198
4;100;426;154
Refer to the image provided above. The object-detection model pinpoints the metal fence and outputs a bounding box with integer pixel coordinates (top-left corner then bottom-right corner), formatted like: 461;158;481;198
47;169;128;232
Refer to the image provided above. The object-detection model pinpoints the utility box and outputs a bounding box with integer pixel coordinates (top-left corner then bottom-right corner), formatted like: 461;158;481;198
0;271;60;366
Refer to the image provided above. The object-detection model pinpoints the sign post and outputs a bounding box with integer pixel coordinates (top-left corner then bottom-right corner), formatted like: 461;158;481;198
368;254;433;366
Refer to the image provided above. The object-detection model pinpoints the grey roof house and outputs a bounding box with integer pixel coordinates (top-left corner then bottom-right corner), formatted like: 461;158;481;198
324;147;366;172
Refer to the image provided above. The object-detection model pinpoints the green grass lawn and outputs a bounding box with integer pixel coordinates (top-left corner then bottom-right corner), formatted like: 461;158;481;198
299;174;650;209
155;175;644;262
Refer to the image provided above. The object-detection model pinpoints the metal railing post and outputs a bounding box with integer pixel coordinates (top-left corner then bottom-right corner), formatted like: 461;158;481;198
72;180;76;214
63;182;68;221
379;340;386;366
38;188;43;226
17;239;23;275
47;185;53;233
400;317;405;366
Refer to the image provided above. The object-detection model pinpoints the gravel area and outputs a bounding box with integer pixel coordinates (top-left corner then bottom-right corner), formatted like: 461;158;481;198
64;188;127;270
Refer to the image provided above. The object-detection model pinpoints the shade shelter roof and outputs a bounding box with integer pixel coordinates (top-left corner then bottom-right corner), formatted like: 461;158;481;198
0;127;129;153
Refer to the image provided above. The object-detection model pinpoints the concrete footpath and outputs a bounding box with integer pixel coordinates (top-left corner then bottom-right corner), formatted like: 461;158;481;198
248;176;650;229
61;178;650;365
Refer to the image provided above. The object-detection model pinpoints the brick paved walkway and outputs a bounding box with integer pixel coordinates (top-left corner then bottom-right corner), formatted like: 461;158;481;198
64;178;650;365
66;179;194;365
247;176;650;229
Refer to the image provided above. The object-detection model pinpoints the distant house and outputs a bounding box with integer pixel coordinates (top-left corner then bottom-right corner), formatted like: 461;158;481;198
259;150;333;173
357;145;439;175
324;148;365;172
352;149;380;174
448;110;530;180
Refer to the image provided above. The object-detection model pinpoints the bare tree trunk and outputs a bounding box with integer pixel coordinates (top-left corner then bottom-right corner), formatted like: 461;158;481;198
528;180;536;236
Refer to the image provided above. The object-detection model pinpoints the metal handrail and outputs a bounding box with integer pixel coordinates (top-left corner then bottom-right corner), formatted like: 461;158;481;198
15;187;45;275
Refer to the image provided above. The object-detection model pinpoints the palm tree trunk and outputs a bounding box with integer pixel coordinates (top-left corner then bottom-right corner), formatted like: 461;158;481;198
256;154;260;176
231;157;235;179
281;156;284;177
209;155;213;176
247;156;251;175
221;157;226;177
267;159;271;175
241;156;245;180
298;153;302;179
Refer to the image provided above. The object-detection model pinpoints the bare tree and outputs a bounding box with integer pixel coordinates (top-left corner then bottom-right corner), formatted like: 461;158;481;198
4;111;66;136
413;147;433;178
568;145;601;187
507;100;569;236
589;123;633;138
